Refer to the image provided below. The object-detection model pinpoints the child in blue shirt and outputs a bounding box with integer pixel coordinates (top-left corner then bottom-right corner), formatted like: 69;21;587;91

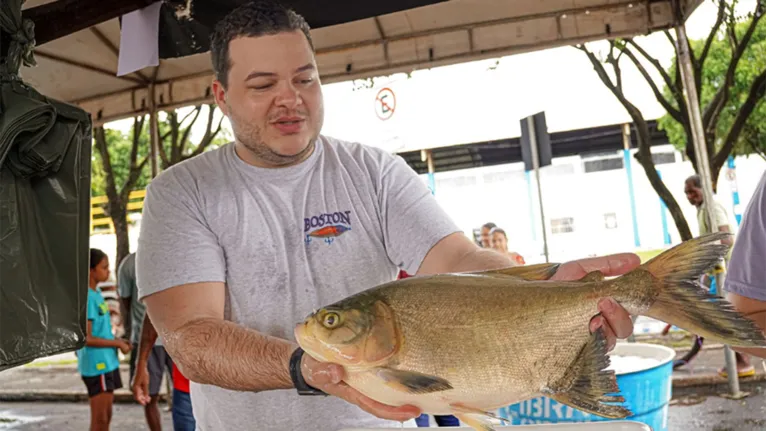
79;248;132;430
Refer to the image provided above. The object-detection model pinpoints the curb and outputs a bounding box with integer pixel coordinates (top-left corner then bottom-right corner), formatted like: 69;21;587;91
0;389;168;403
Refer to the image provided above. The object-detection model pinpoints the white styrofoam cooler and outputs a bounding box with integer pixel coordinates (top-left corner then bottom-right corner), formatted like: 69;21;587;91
339;421;652;431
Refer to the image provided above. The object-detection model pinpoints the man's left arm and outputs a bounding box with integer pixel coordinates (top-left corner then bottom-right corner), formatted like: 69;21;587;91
377;155;636;347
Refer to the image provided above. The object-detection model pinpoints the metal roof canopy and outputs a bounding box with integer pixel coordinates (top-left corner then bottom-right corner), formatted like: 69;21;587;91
17;0;703;126
399;120;669;174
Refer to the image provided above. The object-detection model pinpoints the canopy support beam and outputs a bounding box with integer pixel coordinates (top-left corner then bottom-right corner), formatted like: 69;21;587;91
24;0;156;46
674;22;743;398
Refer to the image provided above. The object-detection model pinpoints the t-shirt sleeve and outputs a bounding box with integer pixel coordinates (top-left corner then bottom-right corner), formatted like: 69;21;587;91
86;294;98;321
714;202;730;229
136;168;226;301
725;172;766;301
377;154;462;275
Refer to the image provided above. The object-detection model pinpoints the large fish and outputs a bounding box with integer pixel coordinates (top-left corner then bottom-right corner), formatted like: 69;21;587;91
294;233;766;430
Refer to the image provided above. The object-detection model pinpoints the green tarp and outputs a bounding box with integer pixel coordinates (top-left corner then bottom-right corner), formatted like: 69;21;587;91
1;0;91;370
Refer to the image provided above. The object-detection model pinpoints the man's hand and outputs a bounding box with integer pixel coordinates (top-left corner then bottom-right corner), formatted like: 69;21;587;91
300;355;421;422
551;253;641;351
132;364;152;405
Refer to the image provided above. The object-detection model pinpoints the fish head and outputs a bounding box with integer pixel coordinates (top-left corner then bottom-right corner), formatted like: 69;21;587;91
294;299;400;370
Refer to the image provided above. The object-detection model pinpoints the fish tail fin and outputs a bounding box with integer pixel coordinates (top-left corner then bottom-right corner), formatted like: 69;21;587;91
640;232;766;347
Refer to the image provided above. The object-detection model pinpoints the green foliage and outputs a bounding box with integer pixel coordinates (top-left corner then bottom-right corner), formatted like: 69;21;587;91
91;124;150;196
658;11;766;157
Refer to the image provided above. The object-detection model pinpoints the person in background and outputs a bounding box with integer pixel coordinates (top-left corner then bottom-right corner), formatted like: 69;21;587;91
489;227;525;265
684;174;754;377
79;248;132;431
479;222;496;248
133;313;196;431
725;171;766;360
119;252;173;430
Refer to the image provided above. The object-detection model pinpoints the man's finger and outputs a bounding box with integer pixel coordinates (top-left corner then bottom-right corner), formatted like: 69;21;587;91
589;315;616;351
304;361;344;386
327;382;420;422
552;253;641;280
599;298;633;338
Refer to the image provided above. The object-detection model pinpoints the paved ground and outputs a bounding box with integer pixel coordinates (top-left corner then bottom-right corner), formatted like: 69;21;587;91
668;387;766;431
0;402;173;430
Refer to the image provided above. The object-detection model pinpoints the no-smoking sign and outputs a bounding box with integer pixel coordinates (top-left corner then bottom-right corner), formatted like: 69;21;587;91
374;87;396;121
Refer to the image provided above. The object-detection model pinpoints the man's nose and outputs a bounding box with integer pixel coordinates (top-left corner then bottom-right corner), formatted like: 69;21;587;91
275;82;302;108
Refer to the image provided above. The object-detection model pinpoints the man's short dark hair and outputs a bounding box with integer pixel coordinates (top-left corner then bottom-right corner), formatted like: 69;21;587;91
686;174;701;188
210;0;314;88
482;222;496;230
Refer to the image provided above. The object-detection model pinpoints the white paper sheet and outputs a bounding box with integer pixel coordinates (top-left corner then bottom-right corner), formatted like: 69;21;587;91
117;1;163;77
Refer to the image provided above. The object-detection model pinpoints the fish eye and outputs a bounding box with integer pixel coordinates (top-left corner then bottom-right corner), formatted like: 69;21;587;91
322;312;341;329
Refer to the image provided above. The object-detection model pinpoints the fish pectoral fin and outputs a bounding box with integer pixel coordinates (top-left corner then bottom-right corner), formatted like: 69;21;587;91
579;270;605;282
450;403;509;424
471;263;561;281
455;413;496;431
546;328;632;419
375;368;453;394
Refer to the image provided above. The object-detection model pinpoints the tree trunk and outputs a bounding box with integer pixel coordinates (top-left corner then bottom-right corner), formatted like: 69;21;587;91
578;45;694;243
111;207;131;271
633;121;694;241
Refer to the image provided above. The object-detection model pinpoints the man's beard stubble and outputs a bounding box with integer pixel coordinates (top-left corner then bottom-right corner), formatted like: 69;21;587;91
231;112;317;168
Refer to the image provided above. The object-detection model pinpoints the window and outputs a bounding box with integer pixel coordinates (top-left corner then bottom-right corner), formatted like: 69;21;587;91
551;217;575;234
583;157;624;173
604;212;618;229
651;152;676;165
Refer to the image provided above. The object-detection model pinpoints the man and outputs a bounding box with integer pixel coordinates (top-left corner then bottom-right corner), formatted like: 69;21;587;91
684;174;754;377
133;314;196;431
726;171;766;359
135;2;636;430
479;222;496;248
118;252;173;430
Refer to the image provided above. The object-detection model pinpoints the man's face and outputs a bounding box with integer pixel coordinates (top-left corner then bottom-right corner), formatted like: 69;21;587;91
213;31;324;167
684;180;703;207
480;227;492;248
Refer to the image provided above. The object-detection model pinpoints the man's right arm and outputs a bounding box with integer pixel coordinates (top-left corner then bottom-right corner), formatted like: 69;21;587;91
143;281;296;391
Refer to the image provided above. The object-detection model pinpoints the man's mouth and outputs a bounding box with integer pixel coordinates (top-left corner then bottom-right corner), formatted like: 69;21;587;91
273;117;305;134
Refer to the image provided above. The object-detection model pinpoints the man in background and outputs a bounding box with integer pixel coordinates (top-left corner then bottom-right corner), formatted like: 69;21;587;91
118;252;173;430
684;174;754;377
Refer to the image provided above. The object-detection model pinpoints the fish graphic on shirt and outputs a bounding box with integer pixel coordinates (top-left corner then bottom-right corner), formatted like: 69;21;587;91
308;225;350;238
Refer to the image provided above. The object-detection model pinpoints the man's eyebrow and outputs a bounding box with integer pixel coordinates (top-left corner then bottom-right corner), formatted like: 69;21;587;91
245;71;276;81
295;63;315;73
244;64;315;81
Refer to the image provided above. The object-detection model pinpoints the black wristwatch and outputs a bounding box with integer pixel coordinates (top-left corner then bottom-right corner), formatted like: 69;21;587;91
289;347;327;396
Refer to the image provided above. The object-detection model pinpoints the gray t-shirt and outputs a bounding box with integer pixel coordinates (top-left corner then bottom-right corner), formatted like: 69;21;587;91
135;135;461;431
726;171;766;301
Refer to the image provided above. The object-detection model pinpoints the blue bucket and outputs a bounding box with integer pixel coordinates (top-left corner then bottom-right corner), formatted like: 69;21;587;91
498;343;676;431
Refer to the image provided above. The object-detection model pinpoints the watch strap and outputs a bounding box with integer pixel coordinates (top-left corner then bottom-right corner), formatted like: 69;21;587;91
289;347;327;396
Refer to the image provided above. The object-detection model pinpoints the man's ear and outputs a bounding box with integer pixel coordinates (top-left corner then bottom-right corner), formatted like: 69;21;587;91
212;80;229;117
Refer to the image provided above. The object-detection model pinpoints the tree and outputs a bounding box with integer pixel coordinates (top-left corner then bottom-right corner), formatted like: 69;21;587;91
578;0;765;241
93;117;149;269
157;104;226;169
658;6;766;164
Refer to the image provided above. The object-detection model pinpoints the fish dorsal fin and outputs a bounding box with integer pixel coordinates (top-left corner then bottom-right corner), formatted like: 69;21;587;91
472;263;560;281
545;328;632;419
579;270;605;282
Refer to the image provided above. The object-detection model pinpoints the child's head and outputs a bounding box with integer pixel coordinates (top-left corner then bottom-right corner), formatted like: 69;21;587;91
89;248;110;283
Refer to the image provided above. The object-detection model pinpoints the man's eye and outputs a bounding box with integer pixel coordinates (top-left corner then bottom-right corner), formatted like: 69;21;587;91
252;83;273;90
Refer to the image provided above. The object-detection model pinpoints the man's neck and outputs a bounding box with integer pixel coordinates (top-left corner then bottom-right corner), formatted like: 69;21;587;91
234;140;315;169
